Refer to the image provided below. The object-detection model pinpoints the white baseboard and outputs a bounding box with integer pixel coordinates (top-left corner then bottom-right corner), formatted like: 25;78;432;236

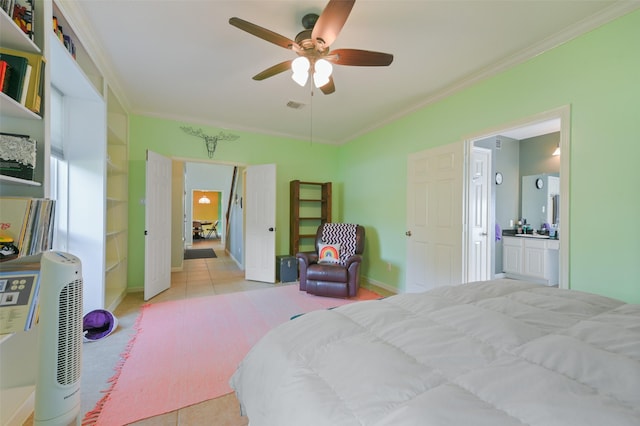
228;251;243;270
362;276;398;295
106;289;128;313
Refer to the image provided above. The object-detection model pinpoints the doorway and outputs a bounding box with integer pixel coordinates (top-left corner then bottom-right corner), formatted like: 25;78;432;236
183;162;236;250
191;190;222;243
464;106;570;288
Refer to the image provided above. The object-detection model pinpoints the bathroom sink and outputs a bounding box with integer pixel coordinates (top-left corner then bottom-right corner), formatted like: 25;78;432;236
515;234;550;239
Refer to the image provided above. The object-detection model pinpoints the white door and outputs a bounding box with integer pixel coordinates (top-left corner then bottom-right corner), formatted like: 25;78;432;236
144;150;172;300
245;164;276;282
467;147;491;282
405;142;464;293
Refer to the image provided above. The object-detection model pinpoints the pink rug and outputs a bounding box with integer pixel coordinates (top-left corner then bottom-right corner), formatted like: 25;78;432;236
82;285;380;425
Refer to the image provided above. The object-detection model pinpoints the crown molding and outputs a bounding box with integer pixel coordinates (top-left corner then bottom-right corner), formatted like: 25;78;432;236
53;1;640;145
347;1;640;144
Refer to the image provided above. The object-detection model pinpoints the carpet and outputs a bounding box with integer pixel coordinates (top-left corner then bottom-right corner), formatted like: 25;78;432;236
184;248;217;259
82;284;381;425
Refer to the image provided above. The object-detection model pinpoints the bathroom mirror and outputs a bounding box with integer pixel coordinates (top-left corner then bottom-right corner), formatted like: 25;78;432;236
521;174;560;228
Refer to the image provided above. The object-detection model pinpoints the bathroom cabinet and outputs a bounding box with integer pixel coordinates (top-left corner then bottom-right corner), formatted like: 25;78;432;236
503;236;559;285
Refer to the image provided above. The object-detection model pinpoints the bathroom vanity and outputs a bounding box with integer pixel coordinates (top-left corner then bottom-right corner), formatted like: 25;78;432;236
503;235;559;286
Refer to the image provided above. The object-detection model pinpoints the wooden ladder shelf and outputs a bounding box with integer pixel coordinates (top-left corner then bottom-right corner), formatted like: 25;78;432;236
289;180;332;255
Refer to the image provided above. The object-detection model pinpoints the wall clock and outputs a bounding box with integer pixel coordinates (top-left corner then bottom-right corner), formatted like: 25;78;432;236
535;178;544;189
495;172;503;185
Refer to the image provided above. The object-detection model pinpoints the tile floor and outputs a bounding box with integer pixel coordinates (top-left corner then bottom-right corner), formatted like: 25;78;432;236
25;238;392;425
24;238;260;425
91;238;263;425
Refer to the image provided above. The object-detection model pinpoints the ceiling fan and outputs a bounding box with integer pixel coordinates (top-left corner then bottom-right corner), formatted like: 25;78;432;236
229;0;393;95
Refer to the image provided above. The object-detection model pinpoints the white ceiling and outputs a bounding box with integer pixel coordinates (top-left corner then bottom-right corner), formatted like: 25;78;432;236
62;0;638;144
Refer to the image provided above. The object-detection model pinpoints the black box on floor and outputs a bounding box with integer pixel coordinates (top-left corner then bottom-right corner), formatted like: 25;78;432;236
276;255;298;283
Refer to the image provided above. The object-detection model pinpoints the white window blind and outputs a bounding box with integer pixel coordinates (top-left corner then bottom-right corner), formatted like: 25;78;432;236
50;86;64;158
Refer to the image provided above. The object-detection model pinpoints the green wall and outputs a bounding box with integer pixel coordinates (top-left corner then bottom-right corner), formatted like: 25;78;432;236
127;116;340;289
340;9;640;303
128;10;639;303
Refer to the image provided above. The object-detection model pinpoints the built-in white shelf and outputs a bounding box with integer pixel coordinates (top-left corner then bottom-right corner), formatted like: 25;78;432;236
0;384;34;426
106;229;127;237
0;175;42;186
0;92;42;120
107;159;126;174
0;9;40;53
49;32;102;102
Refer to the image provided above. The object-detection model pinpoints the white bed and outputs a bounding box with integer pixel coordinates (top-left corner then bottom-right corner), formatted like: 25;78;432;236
230;279;640;425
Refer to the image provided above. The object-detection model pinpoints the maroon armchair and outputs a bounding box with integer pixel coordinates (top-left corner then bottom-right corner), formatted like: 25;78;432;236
296;223;365;298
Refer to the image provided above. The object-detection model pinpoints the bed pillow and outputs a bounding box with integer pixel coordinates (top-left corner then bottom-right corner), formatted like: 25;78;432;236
318;243;341;264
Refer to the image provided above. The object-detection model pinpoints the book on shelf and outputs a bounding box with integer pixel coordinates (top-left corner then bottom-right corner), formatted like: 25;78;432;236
0;47;45;114
19;63;31;104
1;0;15;19
0;197;55;262
0;52;28;102
52;16;77;59
0;59;10;93
10;0;34;40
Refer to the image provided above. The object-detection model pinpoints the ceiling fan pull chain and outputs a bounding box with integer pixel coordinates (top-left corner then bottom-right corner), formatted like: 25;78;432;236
309;88;314;145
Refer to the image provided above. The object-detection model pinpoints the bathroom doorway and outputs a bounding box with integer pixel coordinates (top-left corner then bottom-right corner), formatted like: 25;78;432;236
464;106;570;288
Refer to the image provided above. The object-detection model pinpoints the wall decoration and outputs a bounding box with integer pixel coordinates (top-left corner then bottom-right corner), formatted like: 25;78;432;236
180;126;239;158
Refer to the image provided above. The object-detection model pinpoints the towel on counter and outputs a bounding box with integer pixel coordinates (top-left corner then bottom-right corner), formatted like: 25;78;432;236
495;223;502;241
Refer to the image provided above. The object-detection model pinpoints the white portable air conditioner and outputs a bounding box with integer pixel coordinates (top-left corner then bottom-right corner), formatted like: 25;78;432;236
34;251;83;426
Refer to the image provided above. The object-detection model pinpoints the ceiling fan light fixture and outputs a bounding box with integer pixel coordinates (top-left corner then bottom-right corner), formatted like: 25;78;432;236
313;58;333;87
292;71;309;86
292;56;310;73
313;72;330;88
291;56;310;86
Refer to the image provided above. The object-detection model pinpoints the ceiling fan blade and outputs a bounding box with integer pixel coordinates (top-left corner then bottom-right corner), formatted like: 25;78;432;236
253;60;292;81
229;17;299;51
329;49;394;66
312;0;355;49
319;76;336;95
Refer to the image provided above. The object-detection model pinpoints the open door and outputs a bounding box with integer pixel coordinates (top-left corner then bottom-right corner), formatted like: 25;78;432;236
144;150;172;300
244;164;276;282
467;147;491;282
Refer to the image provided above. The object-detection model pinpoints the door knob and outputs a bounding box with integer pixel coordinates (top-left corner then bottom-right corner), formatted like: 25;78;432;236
268;227;275;232
480;232;488;236
405;231;412;237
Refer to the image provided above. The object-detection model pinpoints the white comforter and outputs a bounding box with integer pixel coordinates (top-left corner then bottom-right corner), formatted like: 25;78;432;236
229;279;640;425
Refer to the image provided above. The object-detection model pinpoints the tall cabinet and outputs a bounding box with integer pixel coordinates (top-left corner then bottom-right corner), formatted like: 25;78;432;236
0;6;47;424
0;0;130;314
48;0;130;311
105;87;129;310
289;180;332;255
51;2;107;313
1;1;129;423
